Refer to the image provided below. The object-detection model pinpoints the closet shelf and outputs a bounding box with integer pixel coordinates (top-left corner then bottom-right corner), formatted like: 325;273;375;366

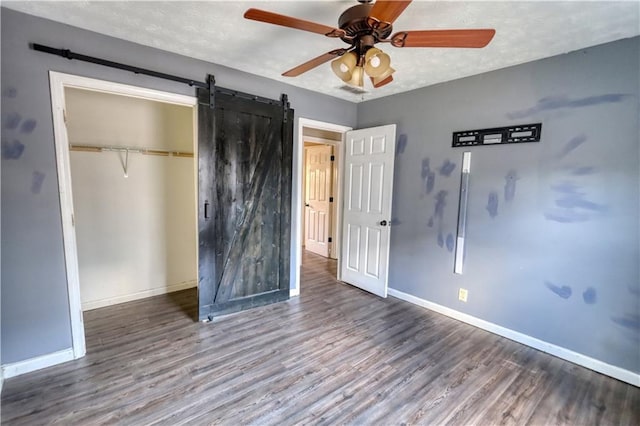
69;143;193;158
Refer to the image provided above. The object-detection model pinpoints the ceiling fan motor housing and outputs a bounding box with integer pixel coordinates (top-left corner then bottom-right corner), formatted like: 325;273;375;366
338;4;392;46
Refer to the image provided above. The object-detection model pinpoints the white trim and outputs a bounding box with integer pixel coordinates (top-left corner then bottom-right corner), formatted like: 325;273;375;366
82;280;197;311
49;71;198;362
0;366;4;394
388;287;640;387
1;349;75;379
293;118;352;296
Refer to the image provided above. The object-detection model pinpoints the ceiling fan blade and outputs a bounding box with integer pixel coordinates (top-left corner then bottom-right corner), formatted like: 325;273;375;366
283;49;348;77
369;1;412;24
391;29;496;48
244;8;345;38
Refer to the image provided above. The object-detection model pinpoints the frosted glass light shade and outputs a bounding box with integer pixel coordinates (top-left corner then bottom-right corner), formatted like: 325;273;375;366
348;66;365;87
371;67;395;88
364;48;391;78
331;52;358;82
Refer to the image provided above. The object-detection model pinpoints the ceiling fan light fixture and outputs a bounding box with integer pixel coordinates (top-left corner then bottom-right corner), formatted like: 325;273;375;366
331;51;357;82
364;47;391;78
371;66;395;87
348;65;365;87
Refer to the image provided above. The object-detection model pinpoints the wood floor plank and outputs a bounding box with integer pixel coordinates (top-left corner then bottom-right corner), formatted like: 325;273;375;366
2;251;639;425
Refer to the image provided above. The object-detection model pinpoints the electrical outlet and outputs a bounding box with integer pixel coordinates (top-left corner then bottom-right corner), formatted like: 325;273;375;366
458;288;468;302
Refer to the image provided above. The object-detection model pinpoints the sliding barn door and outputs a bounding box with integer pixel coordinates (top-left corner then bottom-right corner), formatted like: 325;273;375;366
198;88;293;320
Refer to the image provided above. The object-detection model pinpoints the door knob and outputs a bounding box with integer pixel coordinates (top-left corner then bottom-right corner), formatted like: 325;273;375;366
379;220;388;226
305;203;310;207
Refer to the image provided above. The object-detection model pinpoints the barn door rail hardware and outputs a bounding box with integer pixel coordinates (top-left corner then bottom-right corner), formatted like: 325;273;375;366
32;43;291;111
31;43;220;108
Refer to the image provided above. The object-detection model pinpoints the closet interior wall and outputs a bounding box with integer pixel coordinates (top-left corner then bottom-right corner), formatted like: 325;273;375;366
65;88;197;311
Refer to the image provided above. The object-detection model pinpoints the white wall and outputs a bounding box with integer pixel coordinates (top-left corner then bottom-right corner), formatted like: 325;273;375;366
65;88;196;310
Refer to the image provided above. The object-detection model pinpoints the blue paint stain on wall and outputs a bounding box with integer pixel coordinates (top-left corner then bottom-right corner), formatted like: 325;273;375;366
20;119;37;134
445;233;454;252
437;231;444;248
504;170;519;202
486;191;499;218
427;217;434;228
426;172;435;194
611;314;640;333
551;181;583;195
1;139;25;159
421;158;436;195
438;159;456;177
558;135;587;159
507;94;632;119
434;190;448;220
390;217;403;226
544;210;590;223
421;158;431;179
31;171;45;194
2;87;17;98
555;194;607;212
582;287;597;304
396;134;407;155
3;112;22;130
545;281;572;299
569;166;596;176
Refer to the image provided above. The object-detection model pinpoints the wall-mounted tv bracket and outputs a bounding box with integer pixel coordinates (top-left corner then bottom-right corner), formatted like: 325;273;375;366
452;123;542;148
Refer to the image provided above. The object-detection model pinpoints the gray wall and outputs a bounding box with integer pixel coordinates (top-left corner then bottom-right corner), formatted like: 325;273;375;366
1;8;357;364
358;37;640;373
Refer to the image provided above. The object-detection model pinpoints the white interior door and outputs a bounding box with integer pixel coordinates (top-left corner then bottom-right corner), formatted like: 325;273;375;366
305;145;333;257
340;124;396;297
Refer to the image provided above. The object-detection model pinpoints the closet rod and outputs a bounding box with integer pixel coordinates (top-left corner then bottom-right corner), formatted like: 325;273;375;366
69;144;193;158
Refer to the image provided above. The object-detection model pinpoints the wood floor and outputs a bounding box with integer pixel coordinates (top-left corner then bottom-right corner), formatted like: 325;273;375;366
2;252;639;425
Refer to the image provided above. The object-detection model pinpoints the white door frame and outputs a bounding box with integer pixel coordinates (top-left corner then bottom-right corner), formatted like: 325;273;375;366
49;71;197;360
291;118;352;296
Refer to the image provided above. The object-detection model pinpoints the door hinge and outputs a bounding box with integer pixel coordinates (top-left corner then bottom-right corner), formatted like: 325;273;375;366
71;213;75;226
63;109;68;124
330;155;335;161
329;197;334;203
328;237;332;243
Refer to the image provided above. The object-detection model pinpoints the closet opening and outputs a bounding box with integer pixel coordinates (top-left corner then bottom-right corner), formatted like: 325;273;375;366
50;72;198;358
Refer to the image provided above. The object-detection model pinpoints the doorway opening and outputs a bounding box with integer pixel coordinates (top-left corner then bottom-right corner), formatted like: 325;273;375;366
50;72;198;359
292;118;352;296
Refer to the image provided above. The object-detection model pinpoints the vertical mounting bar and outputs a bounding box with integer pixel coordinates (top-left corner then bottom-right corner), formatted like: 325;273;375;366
281;93;289;123
208;74;216;109
454;151;471;274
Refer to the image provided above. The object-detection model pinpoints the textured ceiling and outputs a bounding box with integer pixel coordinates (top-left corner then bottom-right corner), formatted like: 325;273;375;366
4;1;639;103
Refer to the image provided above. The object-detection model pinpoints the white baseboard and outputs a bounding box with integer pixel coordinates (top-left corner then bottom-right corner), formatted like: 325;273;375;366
82;280;197;311
1;348;75;379
290;288;300;297
388;288;640;387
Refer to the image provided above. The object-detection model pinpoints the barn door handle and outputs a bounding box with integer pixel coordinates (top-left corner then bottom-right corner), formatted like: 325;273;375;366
204;200;210;220
379;220;388;226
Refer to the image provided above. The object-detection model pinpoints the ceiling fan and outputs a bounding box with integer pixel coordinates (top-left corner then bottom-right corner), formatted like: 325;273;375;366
244;0;496;89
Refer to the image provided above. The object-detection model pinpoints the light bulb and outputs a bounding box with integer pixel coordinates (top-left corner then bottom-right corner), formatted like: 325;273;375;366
370;56;381;68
